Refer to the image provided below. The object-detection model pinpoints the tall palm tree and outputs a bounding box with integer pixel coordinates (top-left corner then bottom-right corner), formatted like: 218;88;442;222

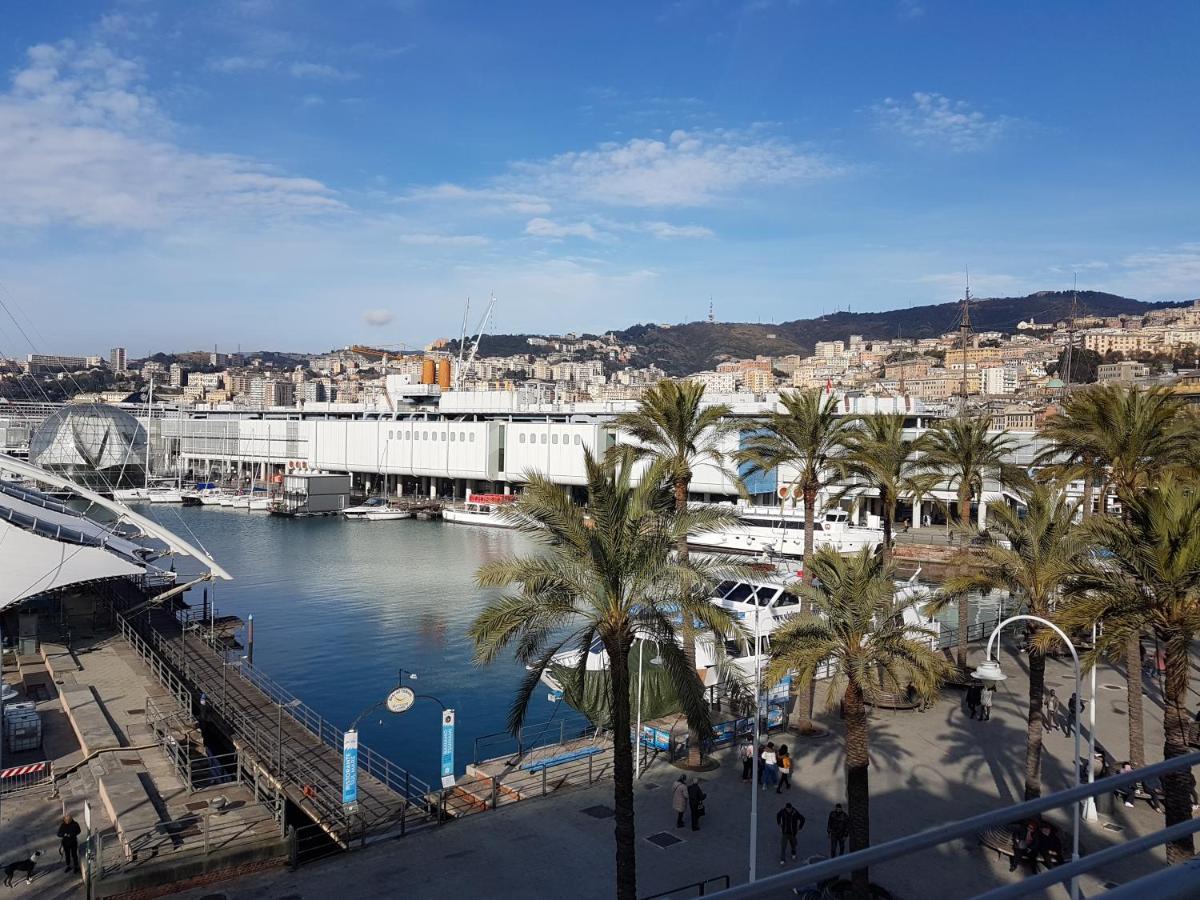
938;484;1089;800
734;387;858;732
768;547;953;899
1037;383;1189;769
917;415;1024;669
734;387;858;578
834;413;928;567
1036;390;1108;519
614;379;735;767
1057;480;1200;863
471;448;740;900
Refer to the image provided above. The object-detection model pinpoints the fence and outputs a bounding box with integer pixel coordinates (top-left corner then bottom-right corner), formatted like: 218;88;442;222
0;760;52;796
117;611;192;711
643;875;731;899
472;713;599;766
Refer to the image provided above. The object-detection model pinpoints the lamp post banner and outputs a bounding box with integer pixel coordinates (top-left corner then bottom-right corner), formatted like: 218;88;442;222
441;709;456;789
342;730;359;807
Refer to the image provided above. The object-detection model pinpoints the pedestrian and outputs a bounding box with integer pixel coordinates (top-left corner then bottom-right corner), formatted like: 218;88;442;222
776;802;805;865
739;736;754;782
58;813;81;874
776;745;792;793
757;741;767;786
1116;761;1136;807
687;778;706;832
762;742;779;790
1065;692;1083;735
1034;821;1064;871
1009;819;1037;872
827;803;849;858
965;681;982;719
1043;689;1062;733
672;775;688;828
980;685;994;721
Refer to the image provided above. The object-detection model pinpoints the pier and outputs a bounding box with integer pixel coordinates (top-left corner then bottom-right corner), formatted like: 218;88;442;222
117;600;432;847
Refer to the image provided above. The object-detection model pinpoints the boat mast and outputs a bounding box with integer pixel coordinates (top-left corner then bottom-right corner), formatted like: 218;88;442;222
144;375;153;489
958;271;972;412
1061;276;1079;398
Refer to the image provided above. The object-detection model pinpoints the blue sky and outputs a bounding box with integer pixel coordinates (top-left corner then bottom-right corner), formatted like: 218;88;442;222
0;1;1197;356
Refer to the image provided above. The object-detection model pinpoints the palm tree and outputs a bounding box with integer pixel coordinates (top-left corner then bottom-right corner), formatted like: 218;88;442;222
1037;383;1189;769
768;547;953;898
734;387;858;732
614;379;735;767
1057;479;1200;863
471;448;741;900
938;484;1089;800
835;413;928;567
1036;390;1108;519
917;415;1024;669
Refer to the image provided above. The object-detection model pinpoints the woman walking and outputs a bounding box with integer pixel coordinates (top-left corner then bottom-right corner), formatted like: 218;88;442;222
776;745;793;792
980;685;994;721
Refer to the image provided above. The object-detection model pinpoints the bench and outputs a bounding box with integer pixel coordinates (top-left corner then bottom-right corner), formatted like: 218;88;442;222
519;746;604;773
980;824;1080;864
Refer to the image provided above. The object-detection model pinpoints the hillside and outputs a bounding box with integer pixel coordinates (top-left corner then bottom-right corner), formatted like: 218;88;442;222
472;291;1184;376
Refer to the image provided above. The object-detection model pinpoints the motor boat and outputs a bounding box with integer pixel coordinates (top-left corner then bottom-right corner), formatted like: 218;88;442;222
688;505;883;559
364;507;411;521
441;493;517;527
343;497;390;519
147;487;183;504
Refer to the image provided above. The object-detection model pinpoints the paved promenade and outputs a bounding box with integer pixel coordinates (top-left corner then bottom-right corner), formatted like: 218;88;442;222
173;638;1198;900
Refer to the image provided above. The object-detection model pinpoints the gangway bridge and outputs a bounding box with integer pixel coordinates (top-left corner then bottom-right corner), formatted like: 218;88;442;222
115;601;433;847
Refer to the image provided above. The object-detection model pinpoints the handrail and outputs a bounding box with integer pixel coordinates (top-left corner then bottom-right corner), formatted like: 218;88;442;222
642;875;731;900
709;750;1200;898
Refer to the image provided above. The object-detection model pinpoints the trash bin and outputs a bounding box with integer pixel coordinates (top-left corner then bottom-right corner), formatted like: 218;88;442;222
1096;788;1115;816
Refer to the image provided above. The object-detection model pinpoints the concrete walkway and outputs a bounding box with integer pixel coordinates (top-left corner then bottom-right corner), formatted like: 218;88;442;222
168;636;1200;900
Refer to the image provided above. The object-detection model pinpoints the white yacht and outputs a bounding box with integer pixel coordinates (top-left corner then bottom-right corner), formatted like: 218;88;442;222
146;486;183;504
441;494;517;528
688;505;883;559
343;497;410;520
112;487;148;501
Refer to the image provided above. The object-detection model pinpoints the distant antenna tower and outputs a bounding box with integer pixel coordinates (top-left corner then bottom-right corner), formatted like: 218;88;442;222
1061;277;1079;398
708;297;714;324
958;270;973;406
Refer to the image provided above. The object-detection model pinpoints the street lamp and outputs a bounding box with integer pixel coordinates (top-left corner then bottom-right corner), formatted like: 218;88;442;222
634;636;663;780
972;614;1088;900
748;546;772;884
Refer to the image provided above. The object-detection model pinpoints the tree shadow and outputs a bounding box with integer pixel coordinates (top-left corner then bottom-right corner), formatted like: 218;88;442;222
787;709;915;776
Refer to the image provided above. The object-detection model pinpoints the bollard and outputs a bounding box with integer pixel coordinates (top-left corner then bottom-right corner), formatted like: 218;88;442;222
287;826;298;871
542;766;548;796
491;776;499;810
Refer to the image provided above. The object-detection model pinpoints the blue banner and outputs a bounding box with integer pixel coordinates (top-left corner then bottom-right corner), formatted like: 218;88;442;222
342;730;359;806
440;709;456;789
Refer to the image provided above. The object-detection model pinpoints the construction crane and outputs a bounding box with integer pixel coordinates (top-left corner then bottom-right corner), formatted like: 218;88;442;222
455;294;497;389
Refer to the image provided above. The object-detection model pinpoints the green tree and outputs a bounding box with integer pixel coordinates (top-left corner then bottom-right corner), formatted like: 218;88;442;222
1057;480;1200;863
1037;384;1189;769
917;416;1024;669
834;413;928;567
471;448;740;900
613;379;735;767
734;388;858;732
768;547;953;899
938;485;1090;799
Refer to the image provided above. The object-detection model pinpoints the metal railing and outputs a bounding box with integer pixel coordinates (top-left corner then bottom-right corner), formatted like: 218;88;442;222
0;760;53;796
448;744;615;818
709;751;1200;899
643;875;731;899
472;713;599;765
117;612;192;710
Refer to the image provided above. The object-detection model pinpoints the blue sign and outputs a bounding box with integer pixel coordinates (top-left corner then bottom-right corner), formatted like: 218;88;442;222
639;725;671;750
440;709;456;789
342;730;359;807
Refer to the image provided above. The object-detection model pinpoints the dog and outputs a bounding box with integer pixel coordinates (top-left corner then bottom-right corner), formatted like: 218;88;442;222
2;850;42;887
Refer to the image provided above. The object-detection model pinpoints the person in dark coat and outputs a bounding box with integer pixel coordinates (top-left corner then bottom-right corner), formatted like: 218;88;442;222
686;778;706;831
827;803;849;857
776;802;805;864
1033;822;1064;871
966;682;983;719
58;814;82;873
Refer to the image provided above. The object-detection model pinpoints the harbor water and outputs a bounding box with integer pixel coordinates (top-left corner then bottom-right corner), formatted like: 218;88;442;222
139;505;563;784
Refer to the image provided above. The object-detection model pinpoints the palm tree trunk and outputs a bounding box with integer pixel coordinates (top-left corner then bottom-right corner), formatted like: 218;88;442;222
792;484;818;731
1081;471;1094;520
606;639;639;900
879;498;893;568
1125;633;1146;770
1161;633;1195;864
1023;648;1047;800
955;481;972;670
843;679;871;899
676;477;705;769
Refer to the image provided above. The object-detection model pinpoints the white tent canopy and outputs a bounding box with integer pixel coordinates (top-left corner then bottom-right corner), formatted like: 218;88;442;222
2;522;144;610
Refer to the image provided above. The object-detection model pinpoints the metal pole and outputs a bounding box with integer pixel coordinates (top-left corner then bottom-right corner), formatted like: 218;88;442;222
749;602;760;883
635;638;644;779
982;614;1082;900
1083;620;1099;822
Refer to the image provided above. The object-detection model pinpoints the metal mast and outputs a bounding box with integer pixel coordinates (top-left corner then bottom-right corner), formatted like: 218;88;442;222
1061;277;1079;397
959;272;972;407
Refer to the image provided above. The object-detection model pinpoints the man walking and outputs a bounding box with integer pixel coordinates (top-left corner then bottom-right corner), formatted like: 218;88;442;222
1044;689;1062;733
1065;693;1084;736
776;802;805;865
672;775;688;828
762;742;779;790
687;777;706;832
58;813;82;874
827;803;849;858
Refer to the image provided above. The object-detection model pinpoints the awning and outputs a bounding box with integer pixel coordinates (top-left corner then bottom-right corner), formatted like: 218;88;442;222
2;521;144;610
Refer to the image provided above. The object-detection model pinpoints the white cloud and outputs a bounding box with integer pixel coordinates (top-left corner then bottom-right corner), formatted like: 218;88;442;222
0;40;340;230
639;221;714;239
289;62;356;81
394;233;490;246
525;218;602;241
206;56;268;74
362;308;394;326
873;92;1014;152
405;183;552;216
503;128;842;208
1110;243;1200;298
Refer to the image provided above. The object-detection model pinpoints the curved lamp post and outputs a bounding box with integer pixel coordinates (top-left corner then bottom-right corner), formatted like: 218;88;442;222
972;614;1092;900
634;636;664;780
